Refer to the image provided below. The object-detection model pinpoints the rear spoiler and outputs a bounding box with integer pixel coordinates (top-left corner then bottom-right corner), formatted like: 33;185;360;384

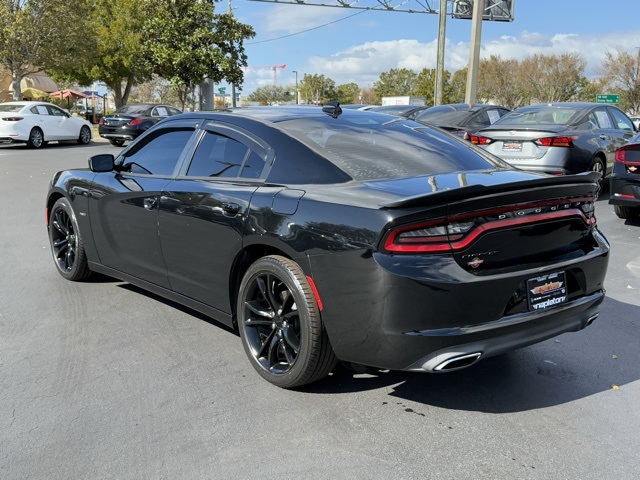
380;172;601;209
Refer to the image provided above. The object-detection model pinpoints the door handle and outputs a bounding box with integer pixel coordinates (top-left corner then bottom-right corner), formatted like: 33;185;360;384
222;202;240;215
143;197;157;210
598;134;608;140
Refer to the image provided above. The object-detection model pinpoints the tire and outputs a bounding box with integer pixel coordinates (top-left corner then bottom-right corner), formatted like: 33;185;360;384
109;139;125;147
77;125;91;145
48;198;92;281
26;127;44;148
237;255;337;388
613;205;640;219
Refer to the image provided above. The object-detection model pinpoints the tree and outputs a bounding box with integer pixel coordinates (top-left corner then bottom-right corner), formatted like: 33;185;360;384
0;0;90;100
247;85;294;105
599;48;640;114
360;87;380;105
336;82;360;104
299;74;335;104
373;68;418;99
144;2;254;110
477;55;527;109
449;68;467;104
574;77;608;103
520;53;587;103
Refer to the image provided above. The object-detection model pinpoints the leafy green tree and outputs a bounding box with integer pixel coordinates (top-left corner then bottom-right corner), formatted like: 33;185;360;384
336;82;360;104
477;55;527;109
599;48;640;114
0;0;90;99
373;68;418;98
144;2;254;110
574;77;608;103
247;85;293;105
449;68;467;104
299;74;335;104
360;87;380;105
520;53;586;103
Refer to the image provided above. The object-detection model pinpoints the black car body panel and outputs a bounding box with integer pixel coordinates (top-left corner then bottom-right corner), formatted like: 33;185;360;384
609;132;640;218
47;107;609;380
415;103;510;138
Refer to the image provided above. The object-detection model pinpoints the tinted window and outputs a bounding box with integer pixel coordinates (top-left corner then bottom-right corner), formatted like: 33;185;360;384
241;151;266;178
496;107;581;126
609;108;634;130
187;131;249;178
122;129;193;175
277;116;504;181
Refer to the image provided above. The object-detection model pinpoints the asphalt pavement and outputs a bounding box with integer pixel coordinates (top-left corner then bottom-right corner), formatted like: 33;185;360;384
0;140;639;480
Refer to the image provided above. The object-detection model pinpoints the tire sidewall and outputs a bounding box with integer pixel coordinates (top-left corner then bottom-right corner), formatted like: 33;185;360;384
49;197;83;280
79;126;91;144
237;256;317;388
28;128;44;148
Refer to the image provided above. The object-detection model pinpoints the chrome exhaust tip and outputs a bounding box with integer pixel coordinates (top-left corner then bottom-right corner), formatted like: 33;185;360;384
586;314;599;327
433;352;482;372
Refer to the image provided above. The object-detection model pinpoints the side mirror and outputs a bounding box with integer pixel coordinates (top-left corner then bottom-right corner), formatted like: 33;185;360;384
89;154;115;172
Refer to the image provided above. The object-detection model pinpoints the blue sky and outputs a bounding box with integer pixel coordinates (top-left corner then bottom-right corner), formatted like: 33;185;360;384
222;0;640;96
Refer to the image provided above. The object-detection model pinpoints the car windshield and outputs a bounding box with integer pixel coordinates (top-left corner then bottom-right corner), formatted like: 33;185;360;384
276;115;505;181
495;107;582;126
0;104;25;112
116;104;151;115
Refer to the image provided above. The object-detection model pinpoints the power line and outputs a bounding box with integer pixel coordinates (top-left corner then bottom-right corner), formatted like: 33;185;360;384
246;9;368;45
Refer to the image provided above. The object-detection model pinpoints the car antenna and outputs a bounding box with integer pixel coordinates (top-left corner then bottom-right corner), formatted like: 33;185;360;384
322;101;342;119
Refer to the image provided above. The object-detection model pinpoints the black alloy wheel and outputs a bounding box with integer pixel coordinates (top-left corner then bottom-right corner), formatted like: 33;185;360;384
237;255;336;388
78;125;91;145
49;198;92;281
27;127;44;148
109;139;125;147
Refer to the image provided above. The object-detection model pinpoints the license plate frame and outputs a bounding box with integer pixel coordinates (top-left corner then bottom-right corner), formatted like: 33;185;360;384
527;271;567;312
502;141;523;152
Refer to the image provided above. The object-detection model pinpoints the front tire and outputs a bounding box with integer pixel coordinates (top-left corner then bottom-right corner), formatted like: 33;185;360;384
237;255;337;388
614;205;640;219
49;198;92;281
77;125;91;145
26;127;44;148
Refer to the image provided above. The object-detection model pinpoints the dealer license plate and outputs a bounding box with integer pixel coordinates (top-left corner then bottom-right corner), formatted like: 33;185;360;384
502;141;522;152
527;271;567;312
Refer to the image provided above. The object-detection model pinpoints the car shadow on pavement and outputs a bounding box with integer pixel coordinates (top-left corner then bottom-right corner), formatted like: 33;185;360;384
305;296;640;413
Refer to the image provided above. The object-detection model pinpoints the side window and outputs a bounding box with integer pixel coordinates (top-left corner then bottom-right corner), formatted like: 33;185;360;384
30;106;41;115
241;151;266;179
467;110;490;127
122;128;194;175
588;112;601;128
593;109;613;129
187;131;249;178
167;106;182;116
47;105;68;117
609;108;634;131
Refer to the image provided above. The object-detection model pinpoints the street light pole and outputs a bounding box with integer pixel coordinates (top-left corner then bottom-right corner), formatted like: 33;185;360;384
292;70;298;104
229;0;237;107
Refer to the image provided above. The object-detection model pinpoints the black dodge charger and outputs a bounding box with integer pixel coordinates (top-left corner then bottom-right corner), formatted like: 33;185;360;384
46;105;609;388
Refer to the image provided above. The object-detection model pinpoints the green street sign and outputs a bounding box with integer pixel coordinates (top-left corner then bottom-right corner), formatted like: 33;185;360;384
218;87;226;95
596;94;620;104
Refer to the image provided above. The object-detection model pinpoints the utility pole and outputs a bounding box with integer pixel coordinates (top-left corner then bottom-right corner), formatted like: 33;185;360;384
292;70;298;104
229;0;237;107
434;0;447;106
464;0;484;105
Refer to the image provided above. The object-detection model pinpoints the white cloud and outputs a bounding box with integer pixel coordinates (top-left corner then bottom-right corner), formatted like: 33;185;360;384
295;29;640;89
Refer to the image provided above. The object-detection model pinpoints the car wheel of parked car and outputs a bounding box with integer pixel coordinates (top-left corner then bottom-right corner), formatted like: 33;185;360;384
613;205;640;220
77;126;91;145
48;198;92;281
109;139;125;147
590;157;605;176
237;255;337;388
26;127;44;148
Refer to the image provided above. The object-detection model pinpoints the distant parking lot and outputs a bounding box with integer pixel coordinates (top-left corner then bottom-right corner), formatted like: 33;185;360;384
1;141;639;479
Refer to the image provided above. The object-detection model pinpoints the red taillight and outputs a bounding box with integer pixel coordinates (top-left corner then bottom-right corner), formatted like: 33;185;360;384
3;117;23;121
382;198;596;254
534;136;576;148
129;118;143;126
470;135;493;145
99;117;105;125
615;145;640;165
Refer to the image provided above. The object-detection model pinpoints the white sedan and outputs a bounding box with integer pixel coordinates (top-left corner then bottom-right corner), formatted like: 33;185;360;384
0;101;92;148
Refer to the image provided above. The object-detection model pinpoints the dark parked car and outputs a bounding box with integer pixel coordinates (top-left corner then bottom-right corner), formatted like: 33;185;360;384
46;106;609;388
471;103;636;178
415;103;510;138
368;105;430;120
609;132;640;219
98;103;182;146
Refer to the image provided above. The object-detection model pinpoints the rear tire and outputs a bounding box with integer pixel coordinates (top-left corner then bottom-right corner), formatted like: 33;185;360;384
109;139;125;147
77;125;91;145
26;127;44;148
614;205;640;219
237;255;337;388
49;198;93;281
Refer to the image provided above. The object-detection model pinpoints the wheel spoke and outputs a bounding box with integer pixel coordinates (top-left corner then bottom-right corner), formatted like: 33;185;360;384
245;299;272;319
257;329;276;360
265;333;280;367
282;326;300;356
53;237;68;248
244;316;273;328
282;338;296;365
256;275;277;312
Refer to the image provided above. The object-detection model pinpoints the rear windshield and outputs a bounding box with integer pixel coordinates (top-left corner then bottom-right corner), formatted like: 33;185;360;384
276;115;506;181
495;106;582;126
0;104;25;112
116;104;151;115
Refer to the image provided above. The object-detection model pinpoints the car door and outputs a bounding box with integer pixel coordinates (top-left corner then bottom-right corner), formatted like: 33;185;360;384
31;104;58;139
588;107;621;167
47;105;79;139
88;122;199;287
159;122;274;313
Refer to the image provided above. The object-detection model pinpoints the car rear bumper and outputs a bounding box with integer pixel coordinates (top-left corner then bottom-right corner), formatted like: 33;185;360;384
309;233;609;371
609;175;640;206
